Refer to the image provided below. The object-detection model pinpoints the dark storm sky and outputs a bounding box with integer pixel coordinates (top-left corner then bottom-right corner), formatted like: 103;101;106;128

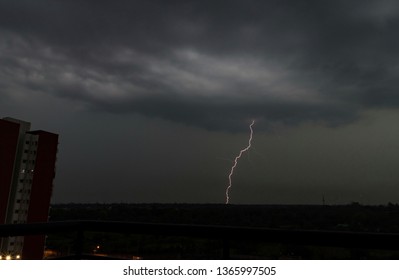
1;0;399;204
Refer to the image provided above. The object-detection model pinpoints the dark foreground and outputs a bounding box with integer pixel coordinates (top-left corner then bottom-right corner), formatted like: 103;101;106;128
44;203;399;259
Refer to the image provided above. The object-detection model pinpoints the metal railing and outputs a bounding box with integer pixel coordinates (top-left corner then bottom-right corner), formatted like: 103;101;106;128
1;220;399;259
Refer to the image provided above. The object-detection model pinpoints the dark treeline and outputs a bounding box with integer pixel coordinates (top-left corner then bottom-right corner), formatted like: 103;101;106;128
49;203;399;233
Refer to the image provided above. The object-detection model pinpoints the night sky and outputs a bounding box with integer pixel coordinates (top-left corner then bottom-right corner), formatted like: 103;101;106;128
1;0;399;204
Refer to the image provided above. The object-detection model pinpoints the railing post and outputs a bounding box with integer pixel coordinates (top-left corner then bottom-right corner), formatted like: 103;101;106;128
75;228;84;259
222;239;230;259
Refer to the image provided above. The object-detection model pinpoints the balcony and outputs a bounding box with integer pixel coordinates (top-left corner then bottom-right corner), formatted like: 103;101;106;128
1;220;399;259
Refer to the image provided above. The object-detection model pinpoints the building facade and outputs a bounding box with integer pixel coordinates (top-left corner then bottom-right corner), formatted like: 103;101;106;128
0;117;58;259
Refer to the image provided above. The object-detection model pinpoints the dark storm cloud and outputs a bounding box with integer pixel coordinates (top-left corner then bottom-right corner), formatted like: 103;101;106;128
1;0;399;130
87;95;357;131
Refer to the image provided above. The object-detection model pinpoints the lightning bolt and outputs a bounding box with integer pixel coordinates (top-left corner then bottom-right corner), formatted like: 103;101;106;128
225;120;255;204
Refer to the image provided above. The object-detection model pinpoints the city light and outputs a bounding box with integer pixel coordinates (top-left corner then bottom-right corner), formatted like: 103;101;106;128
0;254;22;260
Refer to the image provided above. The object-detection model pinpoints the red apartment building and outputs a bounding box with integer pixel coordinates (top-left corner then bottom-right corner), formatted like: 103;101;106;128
0;117;58;259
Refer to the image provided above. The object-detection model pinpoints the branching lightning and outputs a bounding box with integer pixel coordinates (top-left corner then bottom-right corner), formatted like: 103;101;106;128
225;120;255;204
